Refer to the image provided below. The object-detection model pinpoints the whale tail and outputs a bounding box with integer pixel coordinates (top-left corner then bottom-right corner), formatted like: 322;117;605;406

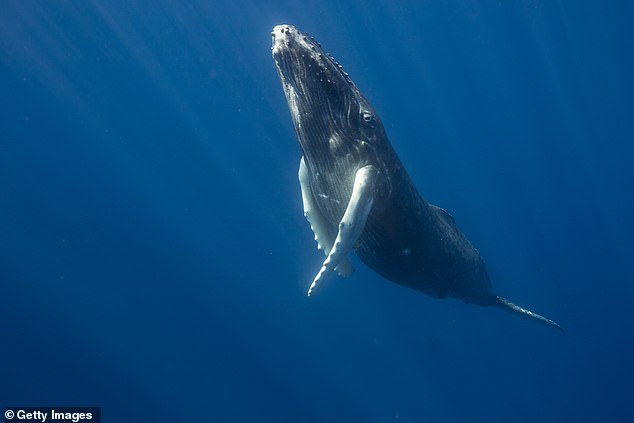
494;296;562;331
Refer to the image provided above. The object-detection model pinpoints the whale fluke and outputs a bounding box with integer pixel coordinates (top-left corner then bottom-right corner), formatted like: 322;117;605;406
495;296;563;331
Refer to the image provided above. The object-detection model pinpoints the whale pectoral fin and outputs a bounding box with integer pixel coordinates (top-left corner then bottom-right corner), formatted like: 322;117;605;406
298;157;354;278
333;256;354;277
298;157;332;254
307;165;378;296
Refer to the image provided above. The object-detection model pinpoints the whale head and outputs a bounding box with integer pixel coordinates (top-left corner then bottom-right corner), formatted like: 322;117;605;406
271;25;386;164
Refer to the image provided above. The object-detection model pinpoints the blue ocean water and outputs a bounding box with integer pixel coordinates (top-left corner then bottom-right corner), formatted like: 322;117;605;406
1;1;632;421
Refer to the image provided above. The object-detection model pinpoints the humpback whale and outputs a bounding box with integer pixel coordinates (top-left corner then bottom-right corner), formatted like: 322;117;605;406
271;24;561;330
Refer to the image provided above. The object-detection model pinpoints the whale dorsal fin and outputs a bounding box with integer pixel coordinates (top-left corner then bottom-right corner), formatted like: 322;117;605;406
307;164;378;295
298;157;354;277
431;204;455;225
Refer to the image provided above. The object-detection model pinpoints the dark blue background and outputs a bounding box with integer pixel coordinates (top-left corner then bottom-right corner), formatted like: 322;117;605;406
1;1;632;422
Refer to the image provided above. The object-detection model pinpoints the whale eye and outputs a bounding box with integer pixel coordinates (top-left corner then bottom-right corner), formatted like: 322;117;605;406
361;110;375;127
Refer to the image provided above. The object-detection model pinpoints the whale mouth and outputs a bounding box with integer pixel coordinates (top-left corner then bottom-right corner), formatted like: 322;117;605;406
271;24;384;158
271;24;361;150
271;25;353;93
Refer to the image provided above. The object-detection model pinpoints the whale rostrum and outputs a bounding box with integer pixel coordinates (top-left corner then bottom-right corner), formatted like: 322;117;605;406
272;24;562;330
